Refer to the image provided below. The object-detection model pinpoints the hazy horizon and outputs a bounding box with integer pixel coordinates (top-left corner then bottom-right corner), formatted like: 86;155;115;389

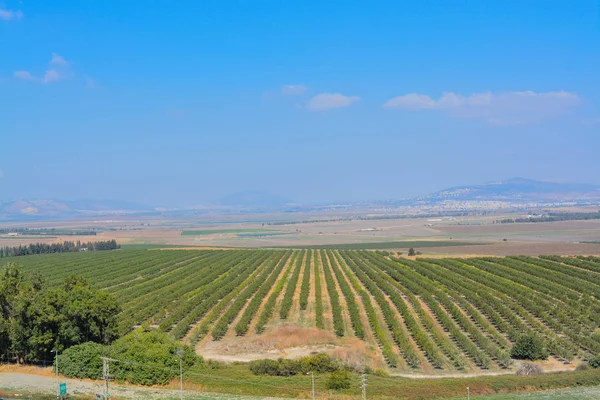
2;1;599;207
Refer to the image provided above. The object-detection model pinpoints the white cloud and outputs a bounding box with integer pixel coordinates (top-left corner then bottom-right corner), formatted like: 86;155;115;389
14;70;35;80
282;84;307;95
306;93;359;111
42;69;62;83
384;91;580;124
0;9;23;21
383;93;436;110
50;53;69;66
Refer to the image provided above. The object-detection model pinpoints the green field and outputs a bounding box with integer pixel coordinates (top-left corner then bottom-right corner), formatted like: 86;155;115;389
181;228;276;236
282;240;487;249
8;250;600;371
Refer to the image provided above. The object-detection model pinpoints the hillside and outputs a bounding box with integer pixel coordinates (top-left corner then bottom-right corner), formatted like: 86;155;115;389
417;177;600;203
10;249;600;374
0;199;153;220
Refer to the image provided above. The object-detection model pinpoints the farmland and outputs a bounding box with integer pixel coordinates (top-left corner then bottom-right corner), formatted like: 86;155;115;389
9;249;600;376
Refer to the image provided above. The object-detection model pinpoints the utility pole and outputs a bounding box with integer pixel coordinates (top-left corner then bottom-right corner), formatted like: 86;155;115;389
360;373;367;400
467;386;470;400
311;371;315;400
176;349;183;400
101;357;115;399
51;349;59;400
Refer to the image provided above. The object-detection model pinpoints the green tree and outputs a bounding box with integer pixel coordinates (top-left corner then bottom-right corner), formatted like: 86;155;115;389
0;264;120;362
407;248;416;256
326;370;351;390
511;334;549;360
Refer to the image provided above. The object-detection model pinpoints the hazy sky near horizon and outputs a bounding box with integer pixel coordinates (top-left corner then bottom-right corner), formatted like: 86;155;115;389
1;1;599;206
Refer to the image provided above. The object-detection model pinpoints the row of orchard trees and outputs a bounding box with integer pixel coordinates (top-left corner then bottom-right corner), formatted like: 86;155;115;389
0;239;119;258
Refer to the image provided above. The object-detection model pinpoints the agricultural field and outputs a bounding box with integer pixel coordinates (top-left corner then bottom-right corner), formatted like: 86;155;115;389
8;250;600;375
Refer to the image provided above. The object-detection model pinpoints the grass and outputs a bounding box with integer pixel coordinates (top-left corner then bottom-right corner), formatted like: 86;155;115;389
182;364;600;399
458;385;600;399
279;240;487;249
181;229;276;236
119;243;189;250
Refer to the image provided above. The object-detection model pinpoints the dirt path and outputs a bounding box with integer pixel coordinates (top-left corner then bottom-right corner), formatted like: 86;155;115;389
0;372;270;400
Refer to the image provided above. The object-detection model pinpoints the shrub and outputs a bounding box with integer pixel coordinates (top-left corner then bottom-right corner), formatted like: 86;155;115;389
58;342;104;379
516;362;544;376
298;353;338;373
58;329;201;386
407;248;416;256
511;334;549;360
249;354;340;376
590;356;600;369
576;362;590;371
326;370;351;390
249;359;280;376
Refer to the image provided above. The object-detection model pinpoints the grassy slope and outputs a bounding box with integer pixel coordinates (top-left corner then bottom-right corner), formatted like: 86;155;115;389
183;364;600;399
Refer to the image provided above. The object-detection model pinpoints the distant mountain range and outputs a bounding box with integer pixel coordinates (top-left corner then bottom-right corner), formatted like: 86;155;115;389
416;178;600;203
0;199;154;220
2;178;600;221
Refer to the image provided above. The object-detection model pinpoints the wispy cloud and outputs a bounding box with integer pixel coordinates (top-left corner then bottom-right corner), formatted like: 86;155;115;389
281;84;307;95
50;53;69;66
14;70;35;81
42;69;62;83
306;93;359;111
0;8;23;21
14;54;70;84
384;91;580;124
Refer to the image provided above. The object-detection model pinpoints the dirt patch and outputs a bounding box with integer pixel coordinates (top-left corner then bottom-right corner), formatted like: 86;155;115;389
196;324;372;363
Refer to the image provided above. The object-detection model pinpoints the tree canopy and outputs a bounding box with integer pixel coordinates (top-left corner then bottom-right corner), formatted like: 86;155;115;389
0;263;120;362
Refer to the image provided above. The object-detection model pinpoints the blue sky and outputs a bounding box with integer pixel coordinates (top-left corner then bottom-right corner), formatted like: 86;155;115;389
1;1;599;206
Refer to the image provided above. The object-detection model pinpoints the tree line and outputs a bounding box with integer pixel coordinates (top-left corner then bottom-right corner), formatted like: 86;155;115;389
0;239;119;258
495;210;600;224
0;263;121;363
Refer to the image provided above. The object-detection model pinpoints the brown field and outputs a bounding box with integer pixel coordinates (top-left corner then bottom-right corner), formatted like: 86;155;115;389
1;210;600;255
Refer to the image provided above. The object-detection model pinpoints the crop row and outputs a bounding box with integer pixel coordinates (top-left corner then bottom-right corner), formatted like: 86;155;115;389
321;251;345;337
279;250;305;320
235;251;290;336
299;250;312;310
254;252;298;334
212;252;283;340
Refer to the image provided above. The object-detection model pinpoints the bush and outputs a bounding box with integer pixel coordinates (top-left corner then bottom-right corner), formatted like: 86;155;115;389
511;334;549;360
576;362;590;371
298;353;339;373
516;362;544;376
109;329;200;385
249;354;340;376
326;370;351;390
590;356;600;369
249;359;280;376
58;342;104;379
58;329;201;386
408;248;416;256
